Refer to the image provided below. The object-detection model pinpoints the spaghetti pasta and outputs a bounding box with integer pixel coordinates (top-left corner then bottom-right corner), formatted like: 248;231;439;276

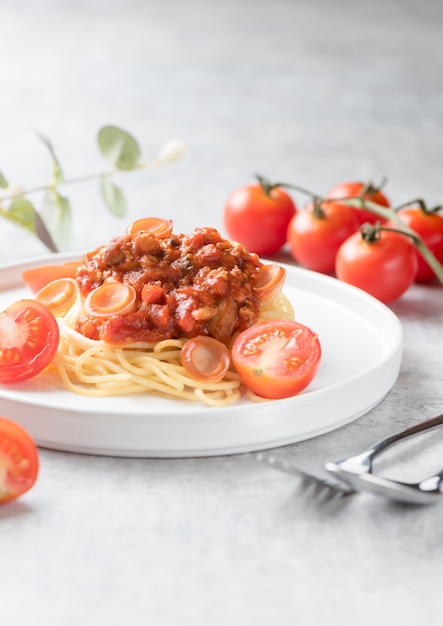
53;292;293;406
46;220;295;407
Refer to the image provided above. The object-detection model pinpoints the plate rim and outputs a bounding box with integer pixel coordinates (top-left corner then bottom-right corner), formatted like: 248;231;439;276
0;251;404;456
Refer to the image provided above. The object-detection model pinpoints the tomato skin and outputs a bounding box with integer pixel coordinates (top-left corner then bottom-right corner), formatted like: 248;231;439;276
286;201;360;273
335;230;417;303
231;320;321;399
224;184;296;255
0;417;39;503
0;300;60;383
22;262;80;294
394;208;443;283
326;181;390;226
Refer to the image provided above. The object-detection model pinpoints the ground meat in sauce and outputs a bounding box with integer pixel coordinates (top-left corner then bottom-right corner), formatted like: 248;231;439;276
75;226;264;345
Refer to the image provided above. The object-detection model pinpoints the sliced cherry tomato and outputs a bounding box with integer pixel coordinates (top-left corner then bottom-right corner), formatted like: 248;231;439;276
335;227;417;303
22;261;80;294
0;299;60;383
394;207;443;283
181;335;231;382
224;177;297;255
36;278;79;317
84;282;137;318
326;180;390;226
231;320;321;399
0;417;39;503
126;217;173;238
286;201;360;273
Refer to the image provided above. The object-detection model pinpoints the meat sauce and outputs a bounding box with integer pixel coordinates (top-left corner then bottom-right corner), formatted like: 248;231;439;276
75;226;264;346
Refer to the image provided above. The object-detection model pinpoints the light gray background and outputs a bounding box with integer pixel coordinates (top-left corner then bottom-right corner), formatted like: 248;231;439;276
1;1;443;625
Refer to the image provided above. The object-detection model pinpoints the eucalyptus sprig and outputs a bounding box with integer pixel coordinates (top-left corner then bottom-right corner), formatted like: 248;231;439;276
0;126;186;252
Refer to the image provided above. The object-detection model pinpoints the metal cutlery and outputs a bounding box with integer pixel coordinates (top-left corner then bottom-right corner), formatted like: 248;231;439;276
325;412;443;505
258;412;443;505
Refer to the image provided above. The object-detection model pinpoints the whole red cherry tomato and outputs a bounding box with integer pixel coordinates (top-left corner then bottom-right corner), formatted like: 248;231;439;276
224;176;296;255
335;226;417;303
394;206;443;283
286;200;360;273
326;180;390;226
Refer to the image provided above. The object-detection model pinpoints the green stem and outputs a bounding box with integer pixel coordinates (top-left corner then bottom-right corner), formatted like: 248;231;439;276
256;174;443;285
343;197;443;284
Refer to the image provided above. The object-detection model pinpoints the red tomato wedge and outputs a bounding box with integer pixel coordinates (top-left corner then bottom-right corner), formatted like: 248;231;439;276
181;336;231;382
0;417;39;503
22;261;80;294
0;300;60;383
232;320;321;399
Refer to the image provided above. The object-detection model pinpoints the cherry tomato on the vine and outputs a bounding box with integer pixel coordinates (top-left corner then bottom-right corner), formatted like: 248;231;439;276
224;177;296;255
326;180;390;226
231;320;321;399
394;207;443;283
335;227;417;303
0;417;39;503
0;299;59;383
286;200;360;273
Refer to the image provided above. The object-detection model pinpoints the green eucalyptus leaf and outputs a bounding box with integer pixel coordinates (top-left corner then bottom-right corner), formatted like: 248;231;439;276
40;189;72;249
35;131;65;184
101;174;127;216
97;126;140;170
6;198;58;252
8;198;37;233
0;171;8;188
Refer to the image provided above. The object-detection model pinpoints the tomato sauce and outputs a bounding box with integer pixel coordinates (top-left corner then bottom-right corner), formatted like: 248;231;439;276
75;227;264;345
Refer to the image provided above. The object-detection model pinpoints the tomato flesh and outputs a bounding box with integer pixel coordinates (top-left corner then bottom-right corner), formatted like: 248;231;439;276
0;417;39;503
232;320;321;399
0;300;60;383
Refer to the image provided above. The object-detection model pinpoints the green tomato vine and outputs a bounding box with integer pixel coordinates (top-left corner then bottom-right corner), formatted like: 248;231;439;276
257;176;443;285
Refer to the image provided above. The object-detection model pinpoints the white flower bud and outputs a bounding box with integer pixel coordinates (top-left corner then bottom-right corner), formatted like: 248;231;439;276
156;140;187;164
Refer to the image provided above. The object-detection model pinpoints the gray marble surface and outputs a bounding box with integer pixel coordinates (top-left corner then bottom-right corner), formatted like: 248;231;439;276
1;1;443;624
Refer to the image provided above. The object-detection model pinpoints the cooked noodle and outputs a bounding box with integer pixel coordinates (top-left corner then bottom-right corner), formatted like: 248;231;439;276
53;292;294;407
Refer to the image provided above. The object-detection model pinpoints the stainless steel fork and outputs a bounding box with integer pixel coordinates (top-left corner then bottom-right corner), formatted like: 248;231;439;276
258;412;443;505
325;412;443;505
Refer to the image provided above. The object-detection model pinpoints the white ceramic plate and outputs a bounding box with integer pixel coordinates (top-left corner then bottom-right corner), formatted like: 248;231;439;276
0;253;403;457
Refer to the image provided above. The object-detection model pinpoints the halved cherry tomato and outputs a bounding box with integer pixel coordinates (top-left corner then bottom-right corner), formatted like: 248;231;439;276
0;300;60;383
126;217;173;238
0;417;39;503
36;278;79;317
84;282;137;317
231;320;321;399
286;201;360;273
335;227;417;303
394;207;443;283
224;178;297;255
181;335;231;382
22;261;80;294
325;180;390;226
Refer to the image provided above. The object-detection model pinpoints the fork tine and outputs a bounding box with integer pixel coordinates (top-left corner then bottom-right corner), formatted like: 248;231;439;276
256;452;355;498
